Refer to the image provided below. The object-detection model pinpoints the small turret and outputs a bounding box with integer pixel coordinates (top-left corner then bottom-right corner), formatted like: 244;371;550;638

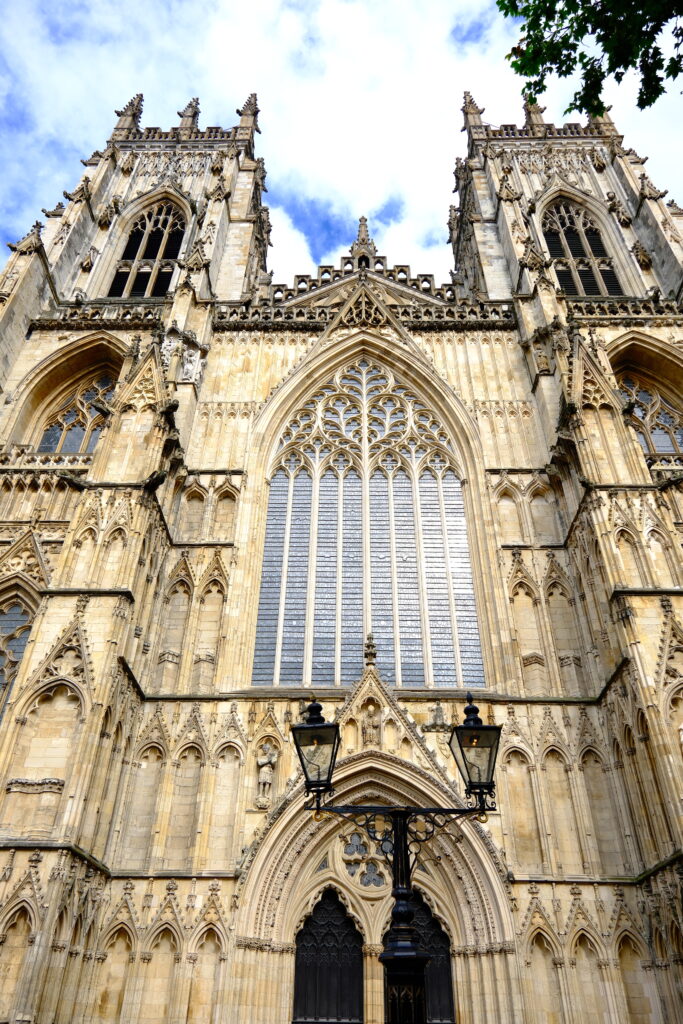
111;94;143;139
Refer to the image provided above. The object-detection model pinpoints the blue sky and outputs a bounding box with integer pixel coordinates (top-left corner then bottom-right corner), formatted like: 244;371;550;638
1;0;681;285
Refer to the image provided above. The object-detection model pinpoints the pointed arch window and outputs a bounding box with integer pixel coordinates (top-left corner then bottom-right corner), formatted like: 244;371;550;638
542;202;623;296
252;359;485;688
37;373;115;454
618;372;683;470
108;202;185;299
0;598;32;708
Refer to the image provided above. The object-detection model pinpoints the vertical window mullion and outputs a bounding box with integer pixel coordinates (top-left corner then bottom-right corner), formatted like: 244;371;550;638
124;219;148;298
280;473;312;684
394;469;424;687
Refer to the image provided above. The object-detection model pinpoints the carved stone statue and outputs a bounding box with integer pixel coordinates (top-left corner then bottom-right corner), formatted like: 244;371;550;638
160;332;177;369
180;344;201;382
423;700;450;733
361;703;380;746
256;741;278;808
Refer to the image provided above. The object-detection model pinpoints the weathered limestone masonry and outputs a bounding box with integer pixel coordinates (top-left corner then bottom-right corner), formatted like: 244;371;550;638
0;89;680;1023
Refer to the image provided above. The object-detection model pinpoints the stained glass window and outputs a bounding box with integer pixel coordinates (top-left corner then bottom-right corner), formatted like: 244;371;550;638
618;373;683;470
543;202;623;296
108;202;185;299
252;359;485;688
0;600;32;710
37;373;115;454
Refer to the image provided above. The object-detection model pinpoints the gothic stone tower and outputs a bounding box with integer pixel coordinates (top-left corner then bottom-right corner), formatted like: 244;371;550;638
0;90;680;1024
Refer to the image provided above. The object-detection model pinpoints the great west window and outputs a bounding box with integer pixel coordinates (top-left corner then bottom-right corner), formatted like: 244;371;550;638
252;359;485;687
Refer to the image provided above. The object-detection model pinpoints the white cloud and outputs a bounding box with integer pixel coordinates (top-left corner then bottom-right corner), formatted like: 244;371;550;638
0;0;681;287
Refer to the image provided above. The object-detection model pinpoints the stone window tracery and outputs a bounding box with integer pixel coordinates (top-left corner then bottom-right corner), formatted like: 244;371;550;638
542;201;623;296
252;359;485;688
108;202;185;299
37;373;115;454
618;373;683;471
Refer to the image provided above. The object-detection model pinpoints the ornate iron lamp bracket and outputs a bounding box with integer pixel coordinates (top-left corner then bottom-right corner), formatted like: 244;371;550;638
304;795;497;878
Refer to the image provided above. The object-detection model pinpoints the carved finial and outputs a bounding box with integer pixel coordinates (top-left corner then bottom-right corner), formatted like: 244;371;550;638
350;216;377;259
177;97;200;128
639;172;667;202
113;94;143;135
462;91;484;127
8;221;43;254
237;93;260;134
238;93;259;116
364;633;377;667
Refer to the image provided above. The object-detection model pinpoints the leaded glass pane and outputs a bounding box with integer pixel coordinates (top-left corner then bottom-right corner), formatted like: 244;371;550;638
252;470;288;685
370;471;395;684
618;373;683;465
0;600;32;712
312;471;338;682
394;470;424;687
37;373;115;455
341;471;364;684
38;423;62;453
279;473;312;683
420;472;457;685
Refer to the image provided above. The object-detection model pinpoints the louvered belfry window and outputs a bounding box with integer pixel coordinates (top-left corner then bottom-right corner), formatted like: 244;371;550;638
108;202;185;298
252;359;485;688
542;202;623;296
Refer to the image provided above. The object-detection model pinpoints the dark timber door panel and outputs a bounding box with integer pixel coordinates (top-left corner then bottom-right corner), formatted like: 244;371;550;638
293;888;364;1024
384;891;456;1024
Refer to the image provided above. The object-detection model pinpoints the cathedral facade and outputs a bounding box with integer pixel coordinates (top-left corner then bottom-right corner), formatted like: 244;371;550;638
0;90;680;1023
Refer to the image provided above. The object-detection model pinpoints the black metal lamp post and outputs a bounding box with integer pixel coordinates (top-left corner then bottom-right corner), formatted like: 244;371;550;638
292;693;502;1024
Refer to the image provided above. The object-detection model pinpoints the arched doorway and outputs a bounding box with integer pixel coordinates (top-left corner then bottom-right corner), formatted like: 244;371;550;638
293;888;364;1023
384;891;456;1024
